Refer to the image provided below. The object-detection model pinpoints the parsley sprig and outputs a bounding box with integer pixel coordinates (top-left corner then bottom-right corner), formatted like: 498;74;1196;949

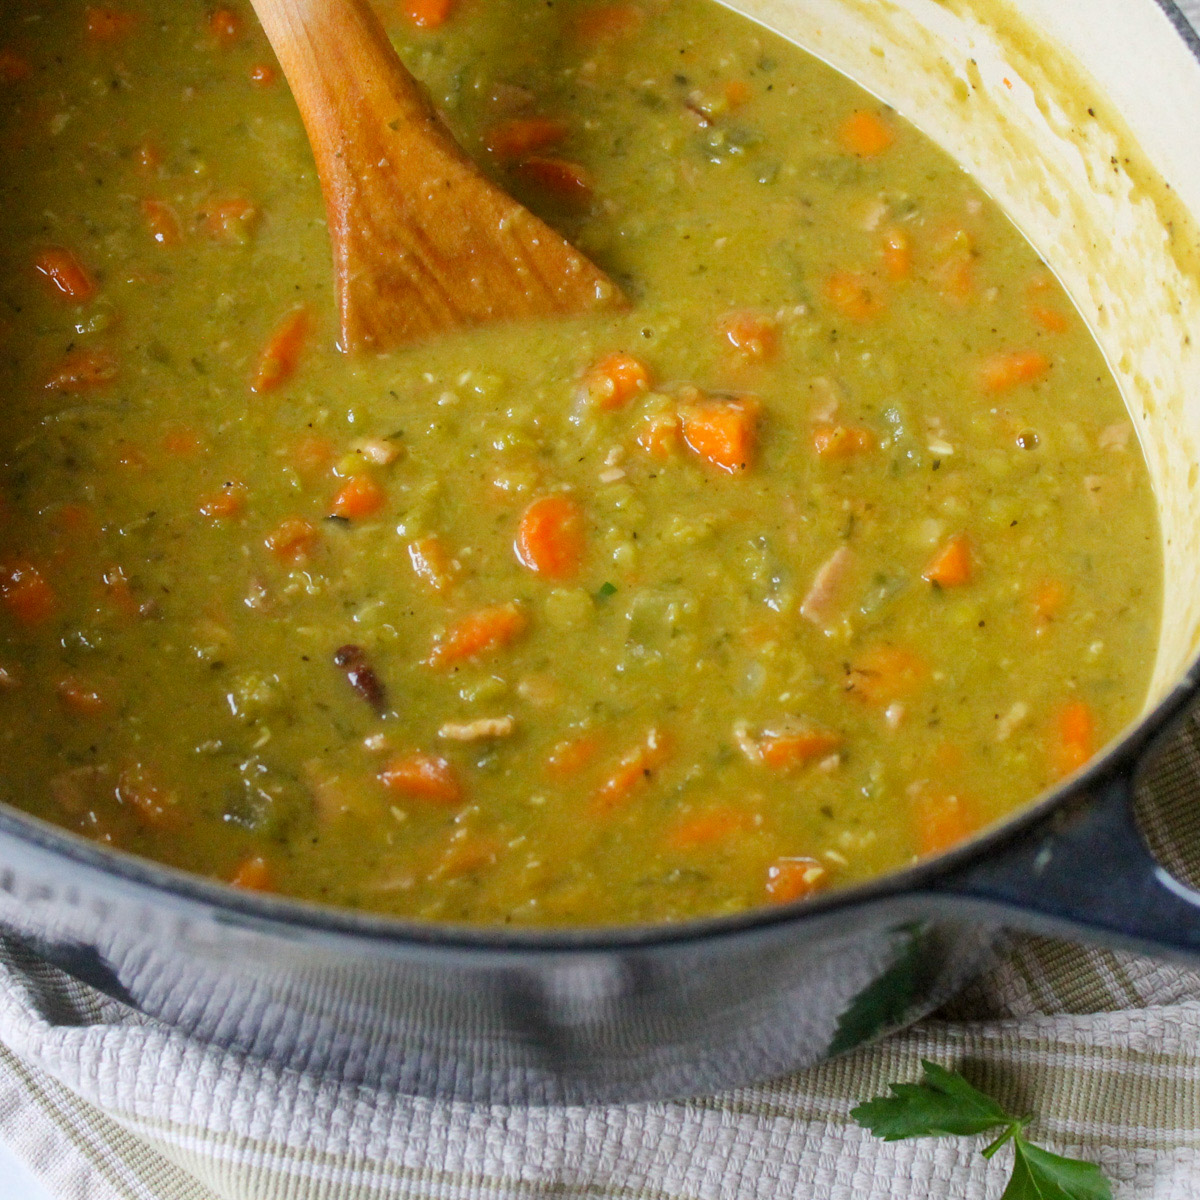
851;1060;1113;1200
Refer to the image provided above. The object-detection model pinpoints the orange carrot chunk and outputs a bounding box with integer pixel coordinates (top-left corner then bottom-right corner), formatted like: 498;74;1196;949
264;517;319;563
45;348;118;392
668;808;750;851
85;7;136;41
913;792;976;856
719;311;779;360
0;50;32;82
34;247;97;302
201;196;258;241
330;476;386;520
758;725;841;770
580;351;652;410
837;110;894;157
426;603;527;669
823;270;885;321
249;62;277;86
681;396;760;473
199;481;248;520
208;8;242;44
636;412;680;460
845;644;928;705
1026;274;1071;333
812;424;875;459
0;561;56;625
923;534;973;588
251;308;309;393
408;536;455;591
513;157;593;205
881;226;912;281
403;0;454;29
592;728;669;813
765;856;829;903
379;753;462;804
545;732;602;780
229;855;273;891
57;676;106;716
515;494;586;580
575;4;645;40
1032;578;1068;624
485;116;569;162
115;762;178;829
141;199;183;245
980;350;1050;392
1050;699;1095;779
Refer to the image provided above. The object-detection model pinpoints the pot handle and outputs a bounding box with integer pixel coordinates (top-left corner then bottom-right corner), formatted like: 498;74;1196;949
923;706;1200;961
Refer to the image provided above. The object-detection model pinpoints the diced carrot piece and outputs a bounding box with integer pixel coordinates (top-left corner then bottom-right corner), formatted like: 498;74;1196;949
545;732;601;780
1026;274;1070;332
881;226;911;281
758;725;841;770
162;425;205;456
515;494;586;580
668;807;750;851
229;855;273;891
199;481;248;519
681;396;759;474
34;247;97;302
485;116;569;162
135;141;163;173
765;856;829;903
591;728;669;813
0;561;56;625
207;8;242;45
513;157;593;205
931;255;975;304
845;644;928;705
408;535;455;591
812;424;875;459
85;8;136;41
980;350;1050;392
141;199;183;245
823;270;885;321
0;50;32;82
57;676;105;716
913;792;976;856
330;476;386;520
115;442;146;470
402;0;454;29
434;833;501;878
249;62;277;86
719;311;779;360
45;348;118;392
103;564;140;617
724;79;751;107
250;307;309;393
379;753;462;804
636;412;680;460
580;351;652;411
1050;699;1095;779
200;196;258;241
1032;578;1068;624
575;4;645;40
291;433;335;474
115;762;177;828
425;603;527;668
264;517;319;562
922;534;972;588
837;110;894;157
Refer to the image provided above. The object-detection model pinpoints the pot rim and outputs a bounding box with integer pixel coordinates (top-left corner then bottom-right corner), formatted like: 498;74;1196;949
1;0;1198;960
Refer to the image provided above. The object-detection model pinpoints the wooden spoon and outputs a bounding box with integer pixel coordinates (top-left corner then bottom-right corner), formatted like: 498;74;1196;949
250;0;625;352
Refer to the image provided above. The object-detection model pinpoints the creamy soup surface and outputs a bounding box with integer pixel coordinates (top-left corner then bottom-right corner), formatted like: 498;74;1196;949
0;0;1161;924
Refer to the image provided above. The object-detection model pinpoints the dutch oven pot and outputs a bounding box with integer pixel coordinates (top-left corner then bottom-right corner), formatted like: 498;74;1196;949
3;0;1200;1106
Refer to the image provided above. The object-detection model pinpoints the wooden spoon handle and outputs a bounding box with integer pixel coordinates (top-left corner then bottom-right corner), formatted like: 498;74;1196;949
251;0;624;351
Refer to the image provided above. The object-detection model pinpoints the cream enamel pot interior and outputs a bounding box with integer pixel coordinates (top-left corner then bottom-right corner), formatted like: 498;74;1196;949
1;0;1200;1105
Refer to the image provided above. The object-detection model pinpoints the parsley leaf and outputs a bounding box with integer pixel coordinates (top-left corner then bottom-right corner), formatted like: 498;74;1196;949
1004;1142;1113;1200
852;1061;1113;1200
851;1060;1014;1140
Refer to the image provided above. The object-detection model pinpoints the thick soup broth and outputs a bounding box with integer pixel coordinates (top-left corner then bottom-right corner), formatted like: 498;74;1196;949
0;0;1161;923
